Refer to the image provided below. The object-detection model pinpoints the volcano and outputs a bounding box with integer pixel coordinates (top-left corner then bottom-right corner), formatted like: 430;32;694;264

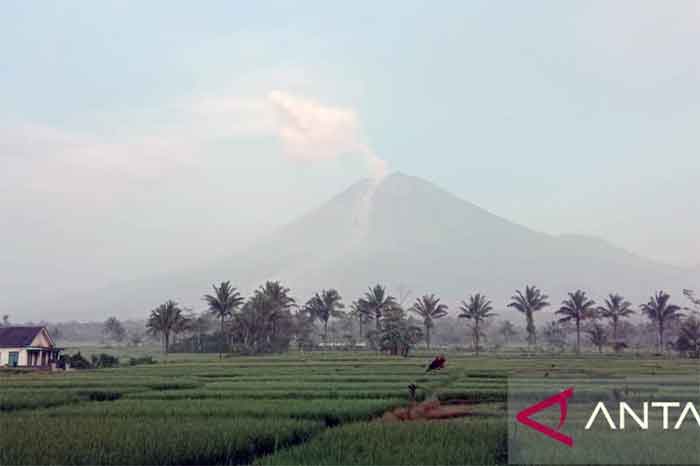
40;173;697;319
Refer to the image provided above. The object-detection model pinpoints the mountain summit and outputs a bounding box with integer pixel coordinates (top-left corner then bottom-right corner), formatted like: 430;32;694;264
40;173;695;319
182;172;691;315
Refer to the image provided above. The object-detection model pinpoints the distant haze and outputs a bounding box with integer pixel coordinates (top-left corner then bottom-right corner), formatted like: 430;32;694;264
14;173;699;321
1;2;698;320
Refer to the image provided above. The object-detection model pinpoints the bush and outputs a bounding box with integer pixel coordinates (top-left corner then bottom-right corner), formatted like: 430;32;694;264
61;352;93;370
91;353;119;368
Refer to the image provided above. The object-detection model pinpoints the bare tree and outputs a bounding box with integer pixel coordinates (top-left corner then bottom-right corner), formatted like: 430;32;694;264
586;323;608;353
498;320;518;345
103;317;126;344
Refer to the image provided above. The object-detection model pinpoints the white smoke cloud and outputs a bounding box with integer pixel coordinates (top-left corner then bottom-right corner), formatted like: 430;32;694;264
267;90;387;179
1;90;387;201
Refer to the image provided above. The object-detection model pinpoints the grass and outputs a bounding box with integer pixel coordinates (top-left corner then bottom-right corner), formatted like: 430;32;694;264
0;415;322;466
33;398;405;426
126;388;418;400
0;390;81;412
0;388;126;411
1;350;698;465
257;418;508;465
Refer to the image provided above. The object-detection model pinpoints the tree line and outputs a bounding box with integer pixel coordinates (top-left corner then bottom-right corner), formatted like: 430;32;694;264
99;283;700;358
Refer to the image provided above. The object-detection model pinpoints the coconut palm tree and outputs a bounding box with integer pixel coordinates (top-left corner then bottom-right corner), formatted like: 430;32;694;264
303;294;324;335
146;300;184;354
258;281;296;337
586;323;608;353
640;291;683;352
458;293;496;356
409;294;449;350
360;284;397;331
556;290;596;354
598;293;635;344
203;281;245;359
349;299;370;340
508;286;549;346
172;310;194;346
305;289;344;343
321;289;344;336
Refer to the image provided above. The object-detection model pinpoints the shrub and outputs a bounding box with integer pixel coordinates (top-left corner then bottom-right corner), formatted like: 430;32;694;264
62;352;93;370
91;353;120;368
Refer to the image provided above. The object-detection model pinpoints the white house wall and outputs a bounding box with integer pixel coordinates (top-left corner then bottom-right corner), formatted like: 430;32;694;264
0;348;27;366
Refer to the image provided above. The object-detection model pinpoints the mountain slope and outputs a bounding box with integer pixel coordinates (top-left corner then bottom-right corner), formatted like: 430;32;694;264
31;173;696;320
276;173;689;309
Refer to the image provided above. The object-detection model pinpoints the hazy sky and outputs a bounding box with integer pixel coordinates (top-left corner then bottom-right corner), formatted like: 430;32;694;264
2;1;698;309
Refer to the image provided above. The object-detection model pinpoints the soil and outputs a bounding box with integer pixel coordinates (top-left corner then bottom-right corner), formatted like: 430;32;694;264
380;399;480;422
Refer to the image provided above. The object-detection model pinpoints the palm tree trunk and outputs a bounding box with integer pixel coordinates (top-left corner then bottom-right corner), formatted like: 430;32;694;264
425;324;431;350
526;312;536;347
220;316;224;360
324;320;328;344
612;319;618;343
659;322;664;352
576;320;581;354
475;322;480;357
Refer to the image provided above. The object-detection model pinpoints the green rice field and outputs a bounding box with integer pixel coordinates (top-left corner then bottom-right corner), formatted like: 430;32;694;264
1;351;698;465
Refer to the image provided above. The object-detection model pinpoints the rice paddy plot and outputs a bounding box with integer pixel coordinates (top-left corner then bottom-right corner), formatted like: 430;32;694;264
257;418;508;466
125;388;417;401
0;415;322;466
2;352;697;466
31;398;405;426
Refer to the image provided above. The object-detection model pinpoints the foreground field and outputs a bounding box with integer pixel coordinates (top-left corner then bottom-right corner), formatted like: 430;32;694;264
1;351;698;465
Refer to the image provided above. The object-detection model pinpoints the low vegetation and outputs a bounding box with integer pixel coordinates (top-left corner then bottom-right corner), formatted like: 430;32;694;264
2;352;699;465
0;415;321;466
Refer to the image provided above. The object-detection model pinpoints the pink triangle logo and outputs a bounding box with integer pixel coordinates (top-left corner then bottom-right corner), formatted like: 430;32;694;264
515;386;574;447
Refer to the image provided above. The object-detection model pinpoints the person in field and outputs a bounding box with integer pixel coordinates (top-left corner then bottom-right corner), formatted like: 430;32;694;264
425;354;446;372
